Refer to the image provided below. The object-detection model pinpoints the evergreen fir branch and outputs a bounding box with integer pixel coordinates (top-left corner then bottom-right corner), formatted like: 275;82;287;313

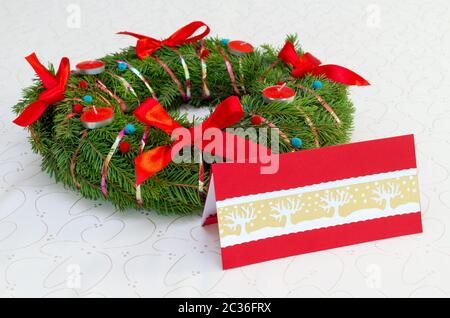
11;34;357;214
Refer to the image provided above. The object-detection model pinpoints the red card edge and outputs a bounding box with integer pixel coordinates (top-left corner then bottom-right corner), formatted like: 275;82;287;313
212;134;416;173
211;134;417;202
221;212;423;270
203;214;218;226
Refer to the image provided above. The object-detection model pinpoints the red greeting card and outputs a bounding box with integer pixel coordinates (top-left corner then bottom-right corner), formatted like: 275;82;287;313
202;135;422;269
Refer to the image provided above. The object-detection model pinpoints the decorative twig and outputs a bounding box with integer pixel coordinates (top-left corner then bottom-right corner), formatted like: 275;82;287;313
217;45;241;95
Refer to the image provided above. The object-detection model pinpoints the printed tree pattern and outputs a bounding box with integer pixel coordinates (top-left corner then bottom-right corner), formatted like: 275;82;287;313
372;183;401;211
224;207;257;235
218;175;420;238
320;190;351;217
270;197;303;226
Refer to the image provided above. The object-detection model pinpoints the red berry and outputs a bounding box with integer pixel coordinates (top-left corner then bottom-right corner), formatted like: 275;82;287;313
201;49;210;58
251;115;263;126
119;141;131;153
277;81;285;86
73;104;84;114
78;80;88;89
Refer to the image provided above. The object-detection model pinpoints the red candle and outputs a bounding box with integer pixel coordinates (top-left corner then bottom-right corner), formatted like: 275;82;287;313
262;83;296;103
76;60;105;75
80;107;114;129
228;40;254;56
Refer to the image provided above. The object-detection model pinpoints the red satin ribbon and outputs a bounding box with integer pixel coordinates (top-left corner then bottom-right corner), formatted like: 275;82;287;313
278;41;369;86
13;53;70;127
118;21;210;60
133;96;271;185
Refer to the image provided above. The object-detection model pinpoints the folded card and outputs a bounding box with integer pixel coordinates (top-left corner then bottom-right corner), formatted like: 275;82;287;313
202;134;422;269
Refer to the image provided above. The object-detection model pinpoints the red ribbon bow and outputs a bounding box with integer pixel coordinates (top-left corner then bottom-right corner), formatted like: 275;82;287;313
278;41;369;86
13;53;70;127
118;21;210;60
133;96;270;185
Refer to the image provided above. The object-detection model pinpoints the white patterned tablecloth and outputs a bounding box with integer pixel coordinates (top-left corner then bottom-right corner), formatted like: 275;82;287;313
1;0;449;297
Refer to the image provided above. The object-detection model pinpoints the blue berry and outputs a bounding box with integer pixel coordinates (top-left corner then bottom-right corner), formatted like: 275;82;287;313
220;38;230;46
312;80;323;90
117;61;127;71
291;137;302;149
82;95;93;103
125;123;136;135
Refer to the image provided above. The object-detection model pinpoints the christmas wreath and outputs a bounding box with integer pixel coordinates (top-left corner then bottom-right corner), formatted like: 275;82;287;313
12;21;369;215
